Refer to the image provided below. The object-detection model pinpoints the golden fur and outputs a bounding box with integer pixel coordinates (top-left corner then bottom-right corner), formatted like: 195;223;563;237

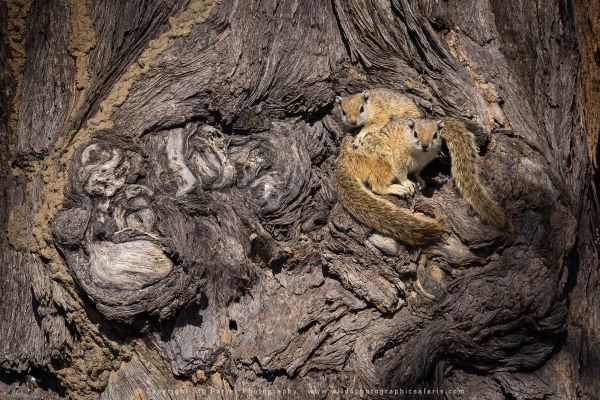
335;117;445;246
335;107;506;245
440;119;506;228
336;88;421;146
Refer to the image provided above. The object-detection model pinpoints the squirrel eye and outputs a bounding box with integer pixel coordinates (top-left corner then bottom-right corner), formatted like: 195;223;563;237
359;105;364;113
413;131;418;139
433;131;438;139
341;109;346;116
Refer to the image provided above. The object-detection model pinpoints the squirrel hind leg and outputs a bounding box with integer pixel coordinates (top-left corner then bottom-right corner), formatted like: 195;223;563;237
387;182;416;197
372;181;416;198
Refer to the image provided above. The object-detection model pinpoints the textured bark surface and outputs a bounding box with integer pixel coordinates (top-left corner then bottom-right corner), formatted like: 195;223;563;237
1;0;598;399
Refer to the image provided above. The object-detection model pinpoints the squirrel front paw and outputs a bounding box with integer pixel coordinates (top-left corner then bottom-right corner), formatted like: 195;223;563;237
416;176;426;190
352;133;368;148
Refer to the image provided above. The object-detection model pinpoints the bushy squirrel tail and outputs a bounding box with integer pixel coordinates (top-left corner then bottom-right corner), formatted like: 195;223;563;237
443;118;506;228
335;166;444;246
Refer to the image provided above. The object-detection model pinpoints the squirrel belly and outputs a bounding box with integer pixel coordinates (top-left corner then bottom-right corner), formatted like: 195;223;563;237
335;137;445;247
442;118;506;228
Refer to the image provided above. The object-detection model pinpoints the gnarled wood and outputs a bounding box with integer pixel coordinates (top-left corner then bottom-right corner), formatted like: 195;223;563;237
1;0;598;399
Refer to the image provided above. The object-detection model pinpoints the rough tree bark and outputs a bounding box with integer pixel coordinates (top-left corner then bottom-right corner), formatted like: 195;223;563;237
1;0;599;399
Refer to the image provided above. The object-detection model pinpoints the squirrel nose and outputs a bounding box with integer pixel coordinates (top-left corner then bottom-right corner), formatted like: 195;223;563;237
421;145;428;151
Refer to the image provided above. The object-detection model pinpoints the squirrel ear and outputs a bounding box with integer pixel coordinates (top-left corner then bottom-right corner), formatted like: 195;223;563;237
335;96;342;104
362;90;370;101
437;120;444;129
408;118;415;129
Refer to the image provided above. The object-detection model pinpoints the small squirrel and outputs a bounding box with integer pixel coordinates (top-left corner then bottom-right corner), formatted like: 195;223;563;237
335;116;506;246
335;117;445;246
335;88;421;147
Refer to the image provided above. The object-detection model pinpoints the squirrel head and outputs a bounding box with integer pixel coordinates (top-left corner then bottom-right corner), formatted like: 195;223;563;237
407;118;443;153
335;90;371;128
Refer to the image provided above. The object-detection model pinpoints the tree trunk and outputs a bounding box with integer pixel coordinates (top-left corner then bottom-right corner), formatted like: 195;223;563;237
1;0;598;399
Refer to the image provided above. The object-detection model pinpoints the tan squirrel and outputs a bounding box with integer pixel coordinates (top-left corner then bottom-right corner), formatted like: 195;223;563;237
335;88;421;147
335;116;506;246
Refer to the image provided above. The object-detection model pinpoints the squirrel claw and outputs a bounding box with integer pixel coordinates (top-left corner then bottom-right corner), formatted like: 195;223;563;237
388;182;416;197
352;133;369;148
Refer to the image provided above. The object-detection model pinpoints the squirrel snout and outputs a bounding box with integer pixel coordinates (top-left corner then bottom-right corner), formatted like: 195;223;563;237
421;144;429;152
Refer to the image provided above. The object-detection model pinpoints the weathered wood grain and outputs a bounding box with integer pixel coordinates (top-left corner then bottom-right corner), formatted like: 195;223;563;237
1;0;598;399
1;2;72;396
15;0;75;160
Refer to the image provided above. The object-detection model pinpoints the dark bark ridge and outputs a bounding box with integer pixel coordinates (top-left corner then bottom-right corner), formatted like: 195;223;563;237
1;0;598;398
